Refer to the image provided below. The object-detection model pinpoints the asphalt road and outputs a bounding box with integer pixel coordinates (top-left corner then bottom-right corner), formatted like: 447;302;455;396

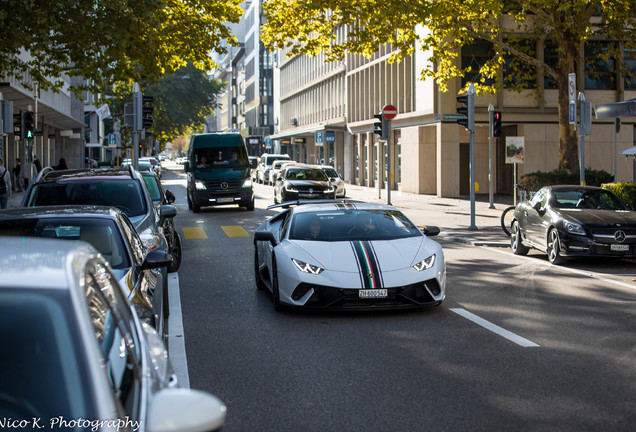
162;165;636;432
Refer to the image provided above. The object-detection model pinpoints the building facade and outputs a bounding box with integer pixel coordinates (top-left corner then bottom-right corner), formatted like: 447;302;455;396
270;29;636;198
0;58;87;185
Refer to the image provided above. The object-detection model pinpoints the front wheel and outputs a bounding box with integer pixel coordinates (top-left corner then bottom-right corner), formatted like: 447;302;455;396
167;233;182;273
501;206;516;236
547;228;566;265
254;247;266;290
272;256;282;311
510;221;529;255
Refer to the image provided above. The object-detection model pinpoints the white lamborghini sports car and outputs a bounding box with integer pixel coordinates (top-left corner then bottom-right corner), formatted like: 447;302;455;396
254;201;446;310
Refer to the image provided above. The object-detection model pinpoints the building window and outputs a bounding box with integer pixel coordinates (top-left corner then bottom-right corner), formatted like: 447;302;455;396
543;42;559;89
625;48;636;90
461;40;496;87
503;39;536;89
585;41;616;90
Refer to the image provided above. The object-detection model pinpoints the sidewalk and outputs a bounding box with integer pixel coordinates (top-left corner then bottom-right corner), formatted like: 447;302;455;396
6;189;25;209
341;183;512;248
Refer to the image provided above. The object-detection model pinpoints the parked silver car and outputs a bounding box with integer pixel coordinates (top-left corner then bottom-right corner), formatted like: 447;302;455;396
0;237;225;431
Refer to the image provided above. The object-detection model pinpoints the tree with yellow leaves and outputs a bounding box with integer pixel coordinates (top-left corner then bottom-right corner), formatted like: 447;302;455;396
261;0;635;171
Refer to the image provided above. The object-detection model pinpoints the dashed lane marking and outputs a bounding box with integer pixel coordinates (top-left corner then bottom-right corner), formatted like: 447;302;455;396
182;227;208;239
451;308;540;348
221;225;250;237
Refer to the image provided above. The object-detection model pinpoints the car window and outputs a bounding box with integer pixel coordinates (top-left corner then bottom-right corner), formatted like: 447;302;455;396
529;189;547;208
142;175;162;204
290;210;421;241
0;218;131;269
28;180;148;217
323;167;338;178
194;147;249;169
85;260;142;419
286;168;328;181
119;214;146;265
0;289;95;420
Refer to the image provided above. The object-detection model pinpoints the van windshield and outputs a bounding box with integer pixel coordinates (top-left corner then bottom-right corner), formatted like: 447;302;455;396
194;147;249;169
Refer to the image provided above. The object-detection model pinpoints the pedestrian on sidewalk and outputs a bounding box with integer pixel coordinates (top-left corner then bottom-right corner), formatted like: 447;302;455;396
12;158;22;192
0;158;12;209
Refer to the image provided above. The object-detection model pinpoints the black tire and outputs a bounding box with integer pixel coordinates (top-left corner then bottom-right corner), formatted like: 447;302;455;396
187;191;193;210
272;256;282;311
547;228;566;265
501;206;516;236
254;246;266;290
245;199;255;211
167;233;182;273
510;221;529;255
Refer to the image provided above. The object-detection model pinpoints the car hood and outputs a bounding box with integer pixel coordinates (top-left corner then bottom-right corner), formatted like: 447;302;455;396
291;237;433;272
557;209;636;226
285;180;331;188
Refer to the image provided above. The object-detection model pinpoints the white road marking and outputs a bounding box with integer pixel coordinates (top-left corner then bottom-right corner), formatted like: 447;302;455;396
486;247;636;291
451;308;540;348
168;273;190;388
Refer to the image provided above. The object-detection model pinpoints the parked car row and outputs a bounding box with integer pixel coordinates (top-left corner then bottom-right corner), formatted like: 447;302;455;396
0;238;226;431
0;161;226;430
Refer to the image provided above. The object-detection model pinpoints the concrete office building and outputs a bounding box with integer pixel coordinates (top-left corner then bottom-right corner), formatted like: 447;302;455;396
1;56;86;181
271;30;636;198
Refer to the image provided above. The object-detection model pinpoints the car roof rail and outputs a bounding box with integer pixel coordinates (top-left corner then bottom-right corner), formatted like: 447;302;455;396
34;166;54;183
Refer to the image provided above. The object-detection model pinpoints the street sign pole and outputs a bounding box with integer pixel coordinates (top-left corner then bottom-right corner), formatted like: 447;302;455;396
578;92;586;185
488;104;494;209
382;105;397;206
468;85;477;231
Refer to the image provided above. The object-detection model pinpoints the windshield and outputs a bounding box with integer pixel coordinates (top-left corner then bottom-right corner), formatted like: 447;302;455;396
194;147;249;169
550;189;628;210
0;289;96;420
322;167;338;178
0;218;131;269
27;180;148;217
290;209;422;241
285;167;329;181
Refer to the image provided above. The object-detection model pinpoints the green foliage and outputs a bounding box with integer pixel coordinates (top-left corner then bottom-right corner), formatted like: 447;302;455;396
261;0;636;171
0;0;243;95
106;63;223;148
601;182;636;209
519;169;615;191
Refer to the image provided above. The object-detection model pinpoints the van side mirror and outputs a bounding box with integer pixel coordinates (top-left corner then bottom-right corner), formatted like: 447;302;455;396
184;161;191;172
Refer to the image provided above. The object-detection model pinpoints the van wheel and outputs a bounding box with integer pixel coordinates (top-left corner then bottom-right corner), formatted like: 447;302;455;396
187;192;192;210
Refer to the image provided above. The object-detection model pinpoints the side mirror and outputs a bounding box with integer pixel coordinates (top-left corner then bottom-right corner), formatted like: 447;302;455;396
165;190;176;204
142;250;172;270
147;388;226;432
184;161;192;172
159;204;177;225
533;202;544;213
421;226;440;237
255;230;277;246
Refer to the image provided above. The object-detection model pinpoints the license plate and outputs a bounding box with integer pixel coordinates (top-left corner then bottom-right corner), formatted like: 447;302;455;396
217;197;234;203
611;244;629;252
359;289;388;299
299;194;317;198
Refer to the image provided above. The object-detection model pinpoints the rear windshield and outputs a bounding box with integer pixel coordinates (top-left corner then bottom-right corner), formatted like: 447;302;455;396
27;180;147;217
194;146;249;169
0;289;97;420
0;218;130;269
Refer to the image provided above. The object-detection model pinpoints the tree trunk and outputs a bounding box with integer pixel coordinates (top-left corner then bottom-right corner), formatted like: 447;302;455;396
556;41;580;172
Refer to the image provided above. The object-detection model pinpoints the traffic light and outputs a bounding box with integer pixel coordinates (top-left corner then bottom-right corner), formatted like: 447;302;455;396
493;111;502;137
456;94;474;131
22;111;34;139
13;113;21;137
373;113;383;137
142;95;154;129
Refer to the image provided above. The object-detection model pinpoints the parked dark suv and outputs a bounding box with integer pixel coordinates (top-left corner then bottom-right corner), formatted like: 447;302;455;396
21;167;176;319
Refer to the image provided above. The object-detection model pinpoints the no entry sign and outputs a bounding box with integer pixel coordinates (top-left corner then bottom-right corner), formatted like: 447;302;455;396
382;104;397;120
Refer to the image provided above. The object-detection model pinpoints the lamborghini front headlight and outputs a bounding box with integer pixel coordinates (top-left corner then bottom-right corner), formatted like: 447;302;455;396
413;255;436;271
292;258;324;275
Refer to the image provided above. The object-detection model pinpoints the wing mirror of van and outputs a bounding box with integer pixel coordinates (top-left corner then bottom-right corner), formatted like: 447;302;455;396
184;161;192;172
